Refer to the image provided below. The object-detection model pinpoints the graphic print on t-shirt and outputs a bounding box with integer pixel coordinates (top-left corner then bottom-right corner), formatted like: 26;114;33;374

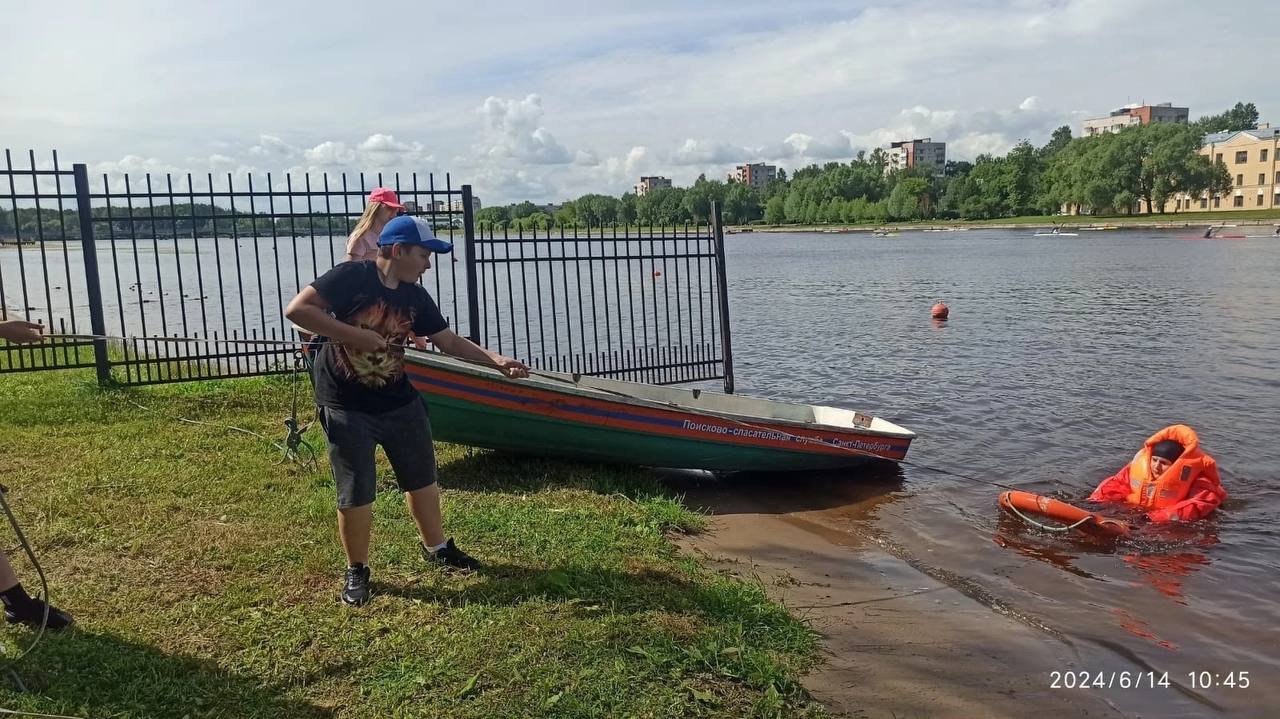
336;296;415;388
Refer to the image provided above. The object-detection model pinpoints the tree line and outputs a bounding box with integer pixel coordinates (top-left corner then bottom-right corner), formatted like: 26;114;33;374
0;203;368;240
475;101;1259;228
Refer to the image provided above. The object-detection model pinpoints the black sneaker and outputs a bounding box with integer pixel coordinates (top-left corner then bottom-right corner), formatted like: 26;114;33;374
342;564;371;606
4;600;74;631
422;538;481;572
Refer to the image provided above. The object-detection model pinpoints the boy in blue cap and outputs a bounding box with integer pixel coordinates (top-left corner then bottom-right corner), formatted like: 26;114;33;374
286;216;529;606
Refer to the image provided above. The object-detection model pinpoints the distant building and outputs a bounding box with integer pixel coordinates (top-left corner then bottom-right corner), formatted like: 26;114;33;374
402;200;421;214
448;196;481;213
885;138;946;176
731;163;777;190
1083;103;1189;137
1162;123;1280;213
634;176;672;196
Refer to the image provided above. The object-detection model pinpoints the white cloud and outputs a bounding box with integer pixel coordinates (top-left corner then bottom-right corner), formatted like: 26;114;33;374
841;98;1072;160
776;133;855;161
477;94;573;165
669;139;746;166
599;146;653;183
206;153;238;169
248;135;298;160
91;155;178;177
356;133;435;168
469;165;559;204
303;141;356;167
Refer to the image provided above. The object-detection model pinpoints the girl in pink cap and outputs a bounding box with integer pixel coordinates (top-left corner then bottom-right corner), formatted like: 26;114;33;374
344;187;403;262
344;188;431;349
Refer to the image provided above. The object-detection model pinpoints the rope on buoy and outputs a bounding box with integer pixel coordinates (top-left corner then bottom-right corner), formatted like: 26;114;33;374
1002;499;1096;533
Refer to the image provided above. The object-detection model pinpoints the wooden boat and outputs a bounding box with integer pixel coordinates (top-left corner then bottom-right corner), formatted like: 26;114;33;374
405;350;915;471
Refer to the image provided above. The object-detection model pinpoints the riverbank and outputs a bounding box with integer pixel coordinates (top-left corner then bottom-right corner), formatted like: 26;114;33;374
0;370;824;718
729;209;1280;234
666;472;1123;719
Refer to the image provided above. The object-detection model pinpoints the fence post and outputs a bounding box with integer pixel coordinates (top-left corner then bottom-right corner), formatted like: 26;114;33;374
73;164;111;385
710;202;734;394
460;185;481;344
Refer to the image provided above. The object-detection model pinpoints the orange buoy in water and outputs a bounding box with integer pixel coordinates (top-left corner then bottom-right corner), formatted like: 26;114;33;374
931;302;949;320
998;490;1129;537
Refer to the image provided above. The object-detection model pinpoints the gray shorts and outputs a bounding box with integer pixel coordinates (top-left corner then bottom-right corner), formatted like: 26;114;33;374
317;399;438;509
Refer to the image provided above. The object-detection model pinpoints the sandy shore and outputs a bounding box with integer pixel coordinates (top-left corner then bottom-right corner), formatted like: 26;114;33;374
669;472;1125;718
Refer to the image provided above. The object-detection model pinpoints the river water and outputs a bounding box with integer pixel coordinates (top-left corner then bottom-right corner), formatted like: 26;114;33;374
720;228;1279;717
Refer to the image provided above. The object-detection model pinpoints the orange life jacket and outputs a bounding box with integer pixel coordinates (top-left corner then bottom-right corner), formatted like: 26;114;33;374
1124;425;1220;509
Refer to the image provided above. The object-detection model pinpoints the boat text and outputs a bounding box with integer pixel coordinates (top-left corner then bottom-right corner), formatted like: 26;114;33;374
681;420;893;453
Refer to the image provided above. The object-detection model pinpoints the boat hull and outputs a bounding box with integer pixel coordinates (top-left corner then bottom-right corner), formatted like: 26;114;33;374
405;357;913;472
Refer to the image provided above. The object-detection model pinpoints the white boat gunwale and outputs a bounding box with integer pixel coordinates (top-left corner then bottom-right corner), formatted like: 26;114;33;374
407;349;916;441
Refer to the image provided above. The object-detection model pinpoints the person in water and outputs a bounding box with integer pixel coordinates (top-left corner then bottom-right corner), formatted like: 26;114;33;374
1088;425;1226;523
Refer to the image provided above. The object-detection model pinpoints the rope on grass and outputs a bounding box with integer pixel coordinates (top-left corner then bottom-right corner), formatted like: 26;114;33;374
0;485;51;693
0;708;90;719
124;398;288;454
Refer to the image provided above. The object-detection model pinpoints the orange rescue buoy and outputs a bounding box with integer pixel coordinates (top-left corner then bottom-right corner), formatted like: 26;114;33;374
998;490;1129;537
931;302;949;320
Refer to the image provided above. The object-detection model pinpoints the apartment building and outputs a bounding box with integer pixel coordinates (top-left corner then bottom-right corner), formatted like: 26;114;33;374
731;163;777;190
1165;124;1280;212
1083;103;1189;137
885;138;946;176
634;176;672;196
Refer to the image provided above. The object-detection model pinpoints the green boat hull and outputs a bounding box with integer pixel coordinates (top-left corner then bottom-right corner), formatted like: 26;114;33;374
422;390;887;472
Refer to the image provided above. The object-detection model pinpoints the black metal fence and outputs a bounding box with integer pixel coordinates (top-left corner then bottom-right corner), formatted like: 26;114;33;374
468;218;733;387
2;149;733;390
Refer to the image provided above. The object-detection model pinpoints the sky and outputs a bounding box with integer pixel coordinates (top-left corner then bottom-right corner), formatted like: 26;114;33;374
2;0;1277;205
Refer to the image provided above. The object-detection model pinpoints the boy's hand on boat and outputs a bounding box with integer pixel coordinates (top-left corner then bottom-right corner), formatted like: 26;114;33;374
496;357;530;379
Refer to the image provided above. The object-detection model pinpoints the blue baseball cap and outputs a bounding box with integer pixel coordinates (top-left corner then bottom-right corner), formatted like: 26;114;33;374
377;216;453;253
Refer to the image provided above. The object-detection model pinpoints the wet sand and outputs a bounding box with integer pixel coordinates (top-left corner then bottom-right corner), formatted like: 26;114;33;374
669;471;1124;718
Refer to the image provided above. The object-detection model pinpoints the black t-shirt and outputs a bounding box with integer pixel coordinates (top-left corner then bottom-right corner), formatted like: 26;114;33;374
310;261;448;413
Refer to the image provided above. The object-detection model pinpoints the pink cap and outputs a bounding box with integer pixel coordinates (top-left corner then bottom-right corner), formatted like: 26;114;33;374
367;187;404;210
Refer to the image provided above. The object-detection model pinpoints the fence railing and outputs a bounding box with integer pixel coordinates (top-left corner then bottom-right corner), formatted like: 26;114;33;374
466;214;732;387
2;149;734;391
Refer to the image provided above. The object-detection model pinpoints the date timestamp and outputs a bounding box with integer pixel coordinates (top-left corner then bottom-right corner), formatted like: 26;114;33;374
1051;671;1170;689
1050;670;1251;690
1187;671;1250;689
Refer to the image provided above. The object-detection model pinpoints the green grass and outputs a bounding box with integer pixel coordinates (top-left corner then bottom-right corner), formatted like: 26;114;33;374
0;369;825;718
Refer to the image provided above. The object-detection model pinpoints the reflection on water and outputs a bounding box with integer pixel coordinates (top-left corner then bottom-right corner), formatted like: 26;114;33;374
661;462;905;518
